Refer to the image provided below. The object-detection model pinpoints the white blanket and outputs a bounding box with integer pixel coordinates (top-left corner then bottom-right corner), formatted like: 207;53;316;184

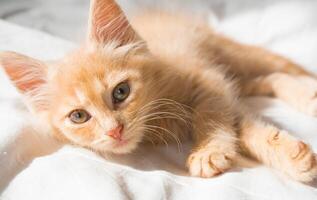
1;1;317;199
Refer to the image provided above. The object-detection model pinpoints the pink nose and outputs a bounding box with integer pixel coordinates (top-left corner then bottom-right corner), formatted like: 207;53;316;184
107;125;124;141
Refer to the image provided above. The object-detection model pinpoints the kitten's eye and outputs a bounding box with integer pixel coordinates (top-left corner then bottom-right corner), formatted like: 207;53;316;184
69;109;91;124
112;82;130;103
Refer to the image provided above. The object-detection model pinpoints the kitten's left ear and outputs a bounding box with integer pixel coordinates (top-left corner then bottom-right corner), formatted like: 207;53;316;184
88;0;141;46
0;51;48;111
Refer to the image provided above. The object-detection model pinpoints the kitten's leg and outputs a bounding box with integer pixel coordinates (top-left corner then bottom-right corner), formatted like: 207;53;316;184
206;34;313;78
239;116;317;182
206;34;317;115
187;128;238;178
185;73;240;177
241;73;317;116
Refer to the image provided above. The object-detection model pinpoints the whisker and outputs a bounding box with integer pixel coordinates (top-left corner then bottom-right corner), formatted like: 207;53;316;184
144;124;183;153
126;97;215;153
142;127;169;147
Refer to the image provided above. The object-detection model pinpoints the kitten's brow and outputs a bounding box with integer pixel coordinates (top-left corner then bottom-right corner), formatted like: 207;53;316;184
75;88;88;105
93;78;104;93
104;69;139;87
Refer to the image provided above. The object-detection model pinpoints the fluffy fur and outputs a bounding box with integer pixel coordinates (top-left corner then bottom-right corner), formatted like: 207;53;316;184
1;0;317;182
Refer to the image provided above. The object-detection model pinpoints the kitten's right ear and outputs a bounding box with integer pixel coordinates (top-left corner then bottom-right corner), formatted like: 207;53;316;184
0;51;48;111
88;0;141;47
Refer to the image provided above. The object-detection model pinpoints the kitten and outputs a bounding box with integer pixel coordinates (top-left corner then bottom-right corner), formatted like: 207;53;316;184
1;0;317;182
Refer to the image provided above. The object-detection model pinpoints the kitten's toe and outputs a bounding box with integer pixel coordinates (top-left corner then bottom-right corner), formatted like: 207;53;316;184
286;141;317;182
187;149;234;178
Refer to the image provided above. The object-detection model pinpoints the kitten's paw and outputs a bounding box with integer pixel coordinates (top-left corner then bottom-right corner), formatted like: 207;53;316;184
187;149;235;178
288;76;317;116
285;141;317;182
297;81;317;116
268;74;317;116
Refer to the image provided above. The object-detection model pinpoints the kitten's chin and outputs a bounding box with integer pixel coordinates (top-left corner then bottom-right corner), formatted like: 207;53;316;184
94;135;142;154
110;143;138;154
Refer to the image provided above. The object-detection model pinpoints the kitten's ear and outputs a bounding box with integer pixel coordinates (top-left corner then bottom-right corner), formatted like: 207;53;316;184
88;0;140;46
0;51;46;92
0;51;48;111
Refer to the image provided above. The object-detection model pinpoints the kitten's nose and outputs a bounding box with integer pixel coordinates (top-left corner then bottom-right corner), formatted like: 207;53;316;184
107;124;124;141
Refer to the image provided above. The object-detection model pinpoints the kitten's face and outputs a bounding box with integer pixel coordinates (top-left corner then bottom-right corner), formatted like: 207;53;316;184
0;0;164;154
47;49;154;154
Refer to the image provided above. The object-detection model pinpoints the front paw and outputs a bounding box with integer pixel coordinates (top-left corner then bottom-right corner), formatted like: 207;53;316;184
187;148;235;178
286;141;317;182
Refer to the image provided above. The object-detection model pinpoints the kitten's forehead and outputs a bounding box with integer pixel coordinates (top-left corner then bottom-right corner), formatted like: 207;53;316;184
60;49;143;80
104;68;141;86
60;66;141;108
53;48;145;106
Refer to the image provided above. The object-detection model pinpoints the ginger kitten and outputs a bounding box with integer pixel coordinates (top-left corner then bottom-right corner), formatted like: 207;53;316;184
1;0;317;182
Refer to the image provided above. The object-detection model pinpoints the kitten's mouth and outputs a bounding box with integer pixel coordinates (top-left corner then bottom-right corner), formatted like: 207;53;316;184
109;133;143;154
113;138;131;148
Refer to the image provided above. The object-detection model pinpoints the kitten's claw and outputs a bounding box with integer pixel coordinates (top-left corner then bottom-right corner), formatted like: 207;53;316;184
187;149;235;178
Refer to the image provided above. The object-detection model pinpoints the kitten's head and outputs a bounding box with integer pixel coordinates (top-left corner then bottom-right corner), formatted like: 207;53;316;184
0;0;163;154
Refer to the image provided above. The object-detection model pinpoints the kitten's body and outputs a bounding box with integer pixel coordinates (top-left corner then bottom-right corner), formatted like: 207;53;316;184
131;13;317;181
1;0;317;183
132;12;239;132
